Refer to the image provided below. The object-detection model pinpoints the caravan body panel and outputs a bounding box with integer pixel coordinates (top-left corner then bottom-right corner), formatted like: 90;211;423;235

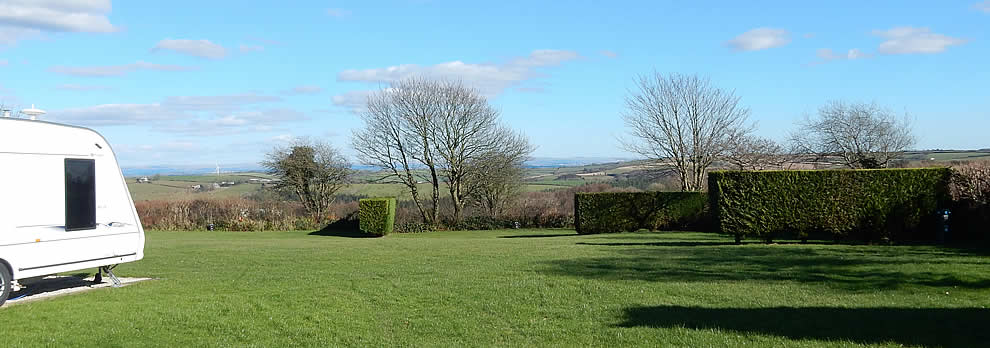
0;118;144;280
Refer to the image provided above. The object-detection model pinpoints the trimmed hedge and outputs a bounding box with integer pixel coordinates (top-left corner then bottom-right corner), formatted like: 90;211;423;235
575;192;709;234
708;168;952;243
359;198;396;236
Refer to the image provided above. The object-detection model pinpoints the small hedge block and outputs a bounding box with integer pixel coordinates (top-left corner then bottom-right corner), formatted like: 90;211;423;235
708;168;951;242
359;198;396;236
575;192;709;234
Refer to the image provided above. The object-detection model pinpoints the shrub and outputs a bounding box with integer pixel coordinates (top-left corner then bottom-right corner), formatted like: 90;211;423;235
134;198;318;231
393;221;432;234
708;168;952;243
359;198;397;236
949;162;990;243
574;192;709;234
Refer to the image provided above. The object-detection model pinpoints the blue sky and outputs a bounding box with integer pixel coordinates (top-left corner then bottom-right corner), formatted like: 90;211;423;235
1;0;988;167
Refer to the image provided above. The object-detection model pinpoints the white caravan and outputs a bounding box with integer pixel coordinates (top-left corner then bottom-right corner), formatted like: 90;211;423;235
0;117;145;306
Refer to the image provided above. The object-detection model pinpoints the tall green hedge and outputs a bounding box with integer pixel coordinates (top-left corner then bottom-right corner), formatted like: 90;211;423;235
708;168;951;243
575;192;709;234
359;198;396;236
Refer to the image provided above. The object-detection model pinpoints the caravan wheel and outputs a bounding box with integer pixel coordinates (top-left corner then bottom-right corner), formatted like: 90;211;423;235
0;265;10;307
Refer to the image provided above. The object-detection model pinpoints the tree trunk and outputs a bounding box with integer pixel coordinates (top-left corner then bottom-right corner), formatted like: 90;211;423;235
428;165;440;225
407;181;430;224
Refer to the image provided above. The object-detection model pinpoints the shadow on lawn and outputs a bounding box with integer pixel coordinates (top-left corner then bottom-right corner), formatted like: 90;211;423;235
541;241;990;290
499;233;579;239
577;241;743;247
618;305;990;348
308;217;377;238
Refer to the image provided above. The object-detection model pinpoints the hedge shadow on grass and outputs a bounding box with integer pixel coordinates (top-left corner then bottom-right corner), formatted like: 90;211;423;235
308;216;376;238
499;233;579;239
541;244;990;291
578;241;746;247
617;305;990;348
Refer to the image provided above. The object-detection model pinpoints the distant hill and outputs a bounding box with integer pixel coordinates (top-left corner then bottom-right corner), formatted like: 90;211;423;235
122;157;636;177
122;163;266;177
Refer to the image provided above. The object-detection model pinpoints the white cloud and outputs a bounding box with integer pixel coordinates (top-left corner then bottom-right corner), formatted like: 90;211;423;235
0;59;7;66
161;94;282;111
331;90;374;112
846;49;867;59
974;1;990;13
600;50;618;58
269;134;296;143
53;103;175;125
336;49;581;97
281;85;323;95
49;93;304;135
49;60;197;77
157;109;306;135
239;44;264;53
812;48;871;65
726;28;791;51
873;27;966;54
816;48;841;61
116;141;201;155
0;0;116;44
56;83;111;91
152;39;228;59
326;8;351;17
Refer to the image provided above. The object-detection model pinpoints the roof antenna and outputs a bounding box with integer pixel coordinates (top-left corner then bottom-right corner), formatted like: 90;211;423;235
21;104;46;120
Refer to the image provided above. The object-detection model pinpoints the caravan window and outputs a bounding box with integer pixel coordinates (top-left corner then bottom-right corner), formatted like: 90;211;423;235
65;158;96;231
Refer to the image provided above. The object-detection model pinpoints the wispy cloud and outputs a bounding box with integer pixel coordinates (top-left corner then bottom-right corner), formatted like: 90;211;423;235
873;27;966;54
336;49;581;99
726;28;791;51
974;1;990;13
152;39;228;59
810;48;871;65
331;90;374;113
239;44;264;53
56;83;112;91
49;61;197;77
281;85;323;95
0;0;117;45
0;59;7;66
50;93;304;136
326;8;352;17
600;50;619;58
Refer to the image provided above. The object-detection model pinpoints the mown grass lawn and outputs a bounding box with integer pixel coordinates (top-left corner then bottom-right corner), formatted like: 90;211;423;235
2;229;989;347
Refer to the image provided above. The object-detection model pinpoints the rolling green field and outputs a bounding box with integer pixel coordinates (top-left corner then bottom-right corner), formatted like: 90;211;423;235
126;151;990;202
2;230;988;347
126;170;591;202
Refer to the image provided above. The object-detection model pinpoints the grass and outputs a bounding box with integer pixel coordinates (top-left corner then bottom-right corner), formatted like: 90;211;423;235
4;230;988;347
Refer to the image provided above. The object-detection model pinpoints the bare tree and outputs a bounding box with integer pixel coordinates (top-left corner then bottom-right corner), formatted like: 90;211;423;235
791;101;915;169
430;82;532;222
352;78;532;224
262;138;351;224
465;132;534;218
352;79;442;225
621;73;752;191
725;135;787;170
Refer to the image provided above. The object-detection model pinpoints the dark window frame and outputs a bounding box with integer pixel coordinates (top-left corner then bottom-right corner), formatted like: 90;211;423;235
65;158;96;231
